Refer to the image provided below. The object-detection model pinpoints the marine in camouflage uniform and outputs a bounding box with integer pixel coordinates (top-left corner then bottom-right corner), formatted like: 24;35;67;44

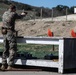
1;4;26;70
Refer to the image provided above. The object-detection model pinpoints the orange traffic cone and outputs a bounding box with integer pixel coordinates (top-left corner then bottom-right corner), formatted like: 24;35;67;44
47;29;53;37
71;29;76;37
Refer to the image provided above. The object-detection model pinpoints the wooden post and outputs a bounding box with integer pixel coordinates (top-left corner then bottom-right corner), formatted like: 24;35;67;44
52;8;53;21
40;8;42;19
66;8;68;21
33;9;35;21
52;45;54;51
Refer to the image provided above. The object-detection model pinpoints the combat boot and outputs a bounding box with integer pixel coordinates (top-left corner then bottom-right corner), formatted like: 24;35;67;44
7;66;13;70
1;65;6;71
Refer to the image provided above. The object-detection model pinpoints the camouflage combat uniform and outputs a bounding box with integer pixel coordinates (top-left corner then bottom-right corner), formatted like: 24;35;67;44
2;9;23;66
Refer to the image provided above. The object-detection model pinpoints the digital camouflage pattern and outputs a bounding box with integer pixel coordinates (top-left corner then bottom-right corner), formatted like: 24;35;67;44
2;9;23;66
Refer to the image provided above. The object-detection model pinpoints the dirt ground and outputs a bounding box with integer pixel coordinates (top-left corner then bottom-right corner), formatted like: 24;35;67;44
0;14;76;37
15;20;76;37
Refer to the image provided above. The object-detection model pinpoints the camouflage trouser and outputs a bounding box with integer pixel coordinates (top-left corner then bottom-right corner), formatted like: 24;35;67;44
2;30;17;66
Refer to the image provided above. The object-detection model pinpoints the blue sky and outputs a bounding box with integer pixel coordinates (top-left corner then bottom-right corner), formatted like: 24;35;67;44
13;0;76;8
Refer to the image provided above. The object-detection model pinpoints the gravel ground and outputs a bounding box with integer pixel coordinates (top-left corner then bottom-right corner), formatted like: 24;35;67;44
0;71;76;75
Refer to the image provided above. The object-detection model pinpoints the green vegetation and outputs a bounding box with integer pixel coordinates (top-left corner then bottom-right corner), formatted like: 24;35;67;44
0;18;2;21
0;44;3;52
0;43;58;59
17;44;58;58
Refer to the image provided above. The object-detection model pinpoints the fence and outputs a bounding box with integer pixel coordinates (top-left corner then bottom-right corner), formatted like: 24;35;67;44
0;36;76;73
28;8;75;21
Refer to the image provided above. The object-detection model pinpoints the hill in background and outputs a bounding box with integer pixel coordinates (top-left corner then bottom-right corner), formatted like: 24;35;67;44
0;0;75;21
